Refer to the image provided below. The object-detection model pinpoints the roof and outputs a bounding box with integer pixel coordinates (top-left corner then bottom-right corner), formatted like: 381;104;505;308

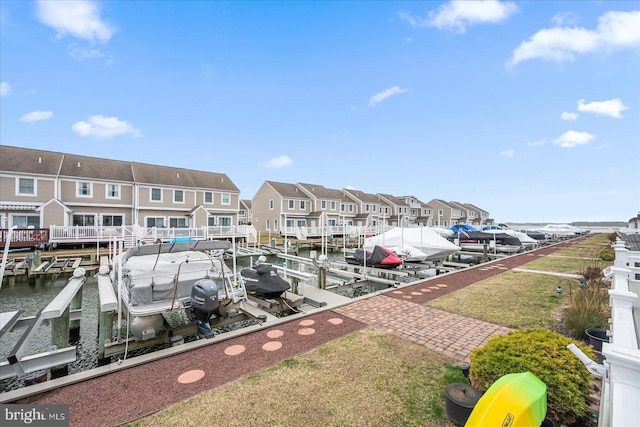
619;233;640;252
377;193;408;206
342;189;380;204
0;145;238;191
297;183;344;200
266;181;308;198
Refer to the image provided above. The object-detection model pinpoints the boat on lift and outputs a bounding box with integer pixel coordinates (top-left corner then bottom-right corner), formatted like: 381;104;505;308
240;256;291;299
110;240;250;340
345;245;404;269
363;227;460;262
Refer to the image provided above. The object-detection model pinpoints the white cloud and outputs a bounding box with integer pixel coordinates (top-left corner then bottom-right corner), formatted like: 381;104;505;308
527;139;546;147
71;115;142;138
577;98;628;118
0;81;10;97
509;10;640;66
368;86;408;107
69;47;104;60
262;155;292;169
20;110;53;123
36;0;115;43
561;111;578;120
553;130;595;148
551;12;577;27
500;149;515;158
398;1;518;34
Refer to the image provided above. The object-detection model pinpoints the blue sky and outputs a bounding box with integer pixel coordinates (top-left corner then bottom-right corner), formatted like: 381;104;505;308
1;1;639;223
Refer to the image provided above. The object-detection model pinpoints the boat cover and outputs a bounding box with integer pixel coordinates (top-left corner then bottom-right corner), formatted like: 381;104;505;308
116;250;230;306
241;264;290;298
449;223;479;233
346;245;403;269
364;227;460;261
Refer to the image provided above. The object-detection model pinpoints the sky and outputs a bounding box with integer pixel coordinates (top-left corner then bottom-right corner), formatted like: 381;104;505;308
1;1;639;224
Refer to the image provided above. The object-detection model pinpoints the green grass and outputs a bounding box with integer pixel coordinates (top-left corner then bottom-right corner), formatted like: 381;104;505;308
129;329;459;427
522;256;609;275
427;271;568;328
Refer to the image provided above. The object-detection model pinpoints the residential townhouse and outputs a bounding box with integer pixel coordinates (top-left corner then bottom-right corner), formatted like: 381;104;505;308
342;189;385;227
427;199;457;228
251;181;309;235
297;183;344;227
464;203;492;227
376;194;411;226
397;195;434;226
0;146;240;231
238;199;252;225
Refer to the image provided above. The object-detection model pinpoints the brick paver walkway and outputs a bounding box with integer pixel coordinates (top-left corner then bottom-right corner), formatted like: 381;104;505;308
336;294;512;361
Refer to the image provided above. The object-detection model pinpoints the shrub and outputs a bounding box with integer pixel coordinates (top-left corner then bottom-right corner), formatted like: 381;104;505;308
469;328;594;426
598;248;615;261
563;286;610;340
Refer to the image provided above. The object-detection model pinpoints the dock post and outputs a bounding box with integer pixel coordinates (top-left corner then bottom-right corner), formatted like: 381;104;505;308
97;310;114;365
50;306;71;379
69;285;84;342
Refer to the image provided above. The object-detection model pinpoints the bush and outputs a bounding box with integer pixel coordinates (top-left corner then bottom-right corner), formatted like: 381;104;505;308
563;286;610;340
469;328;594;426
598;248;614;261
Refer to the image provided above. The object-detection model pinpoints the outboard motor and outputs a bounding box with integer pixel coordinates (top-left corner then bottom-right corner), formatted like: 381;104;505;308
190;279;220;339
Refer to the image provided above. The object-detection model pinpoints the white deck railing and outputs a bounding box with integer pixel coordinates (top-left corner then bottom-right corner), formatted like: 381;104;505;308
599;238;640;427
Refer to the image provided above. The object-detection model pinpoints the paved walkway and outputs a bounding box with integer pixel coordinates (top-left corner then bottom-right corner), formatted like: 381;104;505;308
336;295;512;361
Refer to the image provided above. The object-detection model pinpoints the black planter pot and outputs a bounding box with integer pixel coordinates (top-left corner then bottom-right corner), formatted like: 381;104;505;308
445;382;482;426
585;327;609;352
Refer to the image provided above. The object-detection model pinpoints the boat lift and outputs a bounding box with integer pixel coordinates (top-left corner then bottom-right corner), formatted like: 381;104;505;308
0;268;86;380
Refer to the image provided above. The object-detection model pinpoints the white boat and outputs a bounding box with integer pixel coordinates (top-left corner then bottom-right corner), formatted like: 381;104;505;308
534;224;586;238
451;231;523;254
387;245;428;263
364;227;460;262
110;240;249;340
429;227;454;237
483;229;539;250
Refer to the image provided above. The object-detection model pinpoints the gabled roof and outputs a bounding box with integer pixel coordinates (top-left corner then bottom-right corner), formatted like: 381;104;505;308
342;189;380;204
0;145;64;175
377;193;408;207
449;201;470;212
240;199;252;209
297;183;344;200
0;145;238;191
464;203;488;215
266;181;309;199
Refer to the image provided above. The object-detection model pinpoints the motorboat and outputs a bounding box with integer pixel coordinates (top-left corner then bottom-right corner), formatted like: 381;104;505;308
387;245;428;263
449;231;523;254
449;223;478;233
363;227;460;262
483;229;539;250
110;240;249;340
240;256;290;299
345;245;403;269
534;224;587;238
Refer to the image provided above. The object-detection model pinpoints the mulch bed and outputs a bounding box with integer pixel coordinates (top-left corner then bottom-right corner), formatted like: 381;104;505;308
32;310;365;427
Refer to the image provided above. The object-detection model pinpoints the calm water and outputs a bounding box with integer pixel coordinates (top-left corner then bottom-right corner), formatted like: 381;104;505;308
0;249;382;393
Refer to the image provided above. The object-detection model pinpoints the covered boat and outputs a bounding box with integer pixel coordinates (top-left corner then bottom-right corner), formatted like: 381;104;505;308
483;229;539;250
345;245;403;269
110;240;249;339
387;244;428;263
450;231;523;254
240;258;290;298
363;227;460;262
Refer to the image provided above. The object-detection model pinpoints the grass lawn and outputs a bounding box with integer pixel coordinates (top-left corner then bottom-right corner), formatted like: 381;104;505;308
427;271;568;329
127;328;464;427
522;254;609;274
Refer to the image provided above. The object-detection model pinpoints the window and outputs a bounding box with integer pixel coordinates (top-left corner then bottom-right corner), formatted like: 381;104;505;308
341;204;345;212
269;199;274;210
296;219;305;227
221;192;230;205
328;219;336;226
349;205;354;212
106;184;120;199
174;190;184;203
102;215;123;226
289;200;294;209
286;219;294;228
218;217;231;226
300;200;305;210
151;188;162;202
204;192;213;203
239;209;245;216
169;217;187;228
11;215;39;228
273;219;278;231
77;182;92;197
73;214;95;226
208;217;216;226
266;219;270;230
321;200;326;209
17;178;35;195
146;217;165;228
438;209;443;216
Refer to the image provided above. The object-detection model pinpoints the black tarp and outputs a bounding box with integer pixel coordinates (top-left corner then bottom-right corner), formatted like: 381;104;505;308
240;264;290;298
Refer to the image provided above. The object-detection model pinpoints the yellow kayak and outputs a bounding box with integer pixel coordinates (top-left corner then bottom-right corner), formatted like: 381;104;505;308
465;372;547;427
